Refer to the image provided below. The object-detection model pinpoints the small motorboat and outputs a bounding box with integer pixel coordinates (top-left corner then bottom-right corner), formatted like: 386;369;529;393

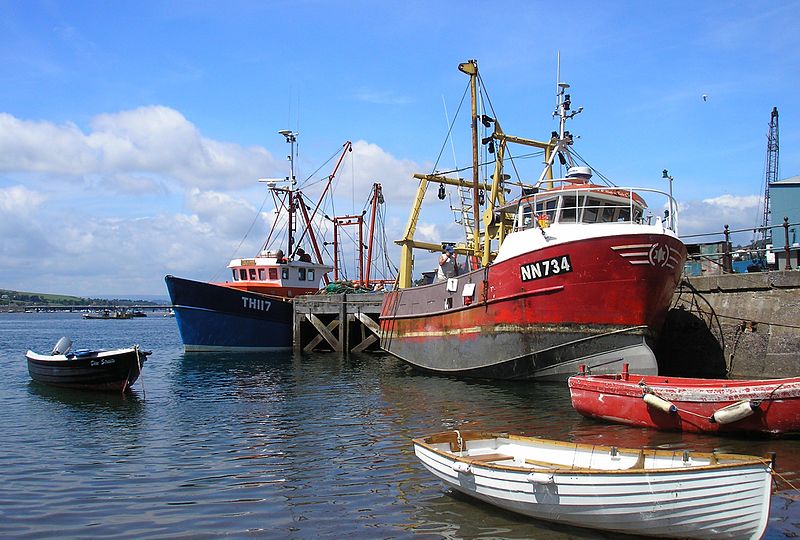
568;364;800;434
413;430;772;539
26;337;150;393
82;309;133;320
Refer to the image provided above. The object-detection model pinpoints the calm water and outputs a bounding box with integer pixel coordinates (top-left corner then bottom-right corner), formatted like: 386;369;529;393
1;312;798;539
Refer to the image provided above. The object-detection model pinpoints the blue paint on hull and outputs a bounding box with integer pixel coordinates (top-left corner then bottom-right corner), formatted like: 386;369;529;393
165;275;293;352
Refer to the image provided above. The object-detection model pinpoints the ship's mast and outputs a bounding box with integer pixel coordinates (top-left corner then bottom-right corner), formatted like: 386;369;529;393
458;59;481;258
278;129;298;256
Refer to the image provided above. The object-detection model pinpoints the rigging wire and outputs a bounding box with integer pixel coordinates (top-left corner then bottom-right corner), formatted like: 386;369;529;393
570;148;617;187
430;82;470;175
208;187;273;283
297;145;344;190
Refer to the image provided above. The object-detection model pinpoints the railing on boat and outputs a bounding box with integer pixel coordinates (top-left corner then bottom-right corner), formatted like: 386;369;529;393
513;185;678;233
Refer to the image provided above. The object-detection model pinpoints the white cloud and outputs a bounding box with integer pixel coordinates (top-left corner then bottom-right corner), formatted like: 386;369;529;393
701;194;761;209
679;194;762;243
0;185;47;213
0;113;452;295
330;139;428;205
0;107;279;190
185;187;265;238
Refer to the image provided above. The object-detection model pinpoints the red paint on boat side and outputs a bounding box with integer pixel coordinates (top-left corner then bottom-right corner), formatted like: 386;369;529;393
381;233;686;334
568;373;800;434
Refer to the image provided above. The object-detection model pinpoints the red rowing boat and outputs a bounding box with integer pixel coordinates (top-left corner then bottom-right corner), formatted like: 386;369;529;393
568;365;800;434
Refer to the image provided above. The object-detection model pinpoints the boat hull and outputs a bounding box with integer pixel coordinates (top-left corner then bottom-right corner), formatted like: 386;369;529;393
413;431;771;539
569;373;800;434
26;347;147;392
165;275;293;352
380;233;685;380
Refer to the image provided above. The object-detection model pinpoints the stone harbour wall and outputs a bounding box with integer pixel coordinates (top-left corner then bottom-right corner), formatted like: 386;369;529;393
658;271;800;379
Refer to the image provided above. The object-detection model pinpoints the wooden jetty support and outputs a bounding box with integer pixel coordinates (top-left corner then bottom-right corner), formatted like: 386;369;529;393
293;293;384;353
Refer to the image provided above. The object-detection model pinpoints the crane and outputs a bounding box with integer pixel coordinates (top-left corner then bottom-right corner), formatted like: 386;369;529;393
760;107;779;243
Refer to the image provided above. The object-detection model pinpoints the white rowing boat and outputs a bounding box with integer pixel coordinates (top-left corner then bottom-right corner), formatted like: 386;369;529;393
413;430;772;539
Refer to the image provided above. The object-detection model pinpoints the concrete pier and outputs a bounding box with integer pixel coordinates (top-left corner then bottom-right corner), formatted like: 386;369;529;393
293;293;384;353
660;270;800;379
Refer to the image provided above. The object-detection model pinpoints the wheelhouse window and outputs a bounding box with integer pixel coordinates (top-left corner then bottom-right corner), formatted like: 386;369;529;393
258;269;266;280
239;268;248;280
298;268;306;280
520;203;533;229
535;199;558;222
249;268;257;281
560;196;578;223
307;269;315;282
269;268;278;280
232;269;239;281
281;268;289;280
582;197;602;223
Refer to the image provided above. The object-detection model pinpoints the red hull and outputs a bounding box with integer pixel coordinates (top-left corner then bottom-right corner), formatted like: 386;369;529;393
569;372;800;434
380;232;686;379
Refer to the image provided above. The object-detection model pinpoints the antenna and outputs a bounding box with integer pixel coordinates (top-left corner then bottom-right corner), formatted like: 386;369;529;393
556;51;561;111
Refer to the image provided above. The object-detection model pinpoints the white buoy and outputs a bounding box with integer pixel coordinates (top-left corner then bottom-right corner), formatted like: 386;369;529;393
527;471;555;484
711;400;758;424
643;393;678;414
451;461;471;473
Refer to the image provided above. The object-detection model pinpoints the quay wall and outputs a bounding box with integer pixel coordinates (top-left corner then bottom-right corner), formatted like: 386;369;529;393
660;271;800;379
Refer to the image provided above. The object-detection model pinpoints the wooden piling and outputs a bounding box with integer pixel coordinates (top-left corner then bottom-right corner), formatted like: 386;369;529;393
293;292;384;353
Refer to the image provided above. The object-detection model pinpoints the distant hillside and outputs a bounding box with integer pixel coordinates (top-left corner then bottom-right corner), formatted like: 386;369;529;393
0;289;160;307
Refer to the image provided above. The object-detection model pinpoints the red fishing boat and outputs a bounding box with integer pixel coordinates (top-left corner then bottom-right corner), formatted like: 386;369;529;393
379;60;687;380
569;365;800;434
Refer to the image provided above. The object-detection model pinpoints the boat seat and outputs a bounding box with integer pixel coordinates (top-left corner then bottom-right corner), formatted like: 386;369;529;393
525;458;590;470
525;450;646;471
467;453;514;463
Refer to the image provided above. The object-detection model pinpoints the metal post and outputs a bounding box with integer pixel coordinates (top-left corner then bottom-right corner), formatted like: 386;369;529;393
333;221;340;281
723;224;732;273
662;169;674;230
785;217;792;270
358;214;364;284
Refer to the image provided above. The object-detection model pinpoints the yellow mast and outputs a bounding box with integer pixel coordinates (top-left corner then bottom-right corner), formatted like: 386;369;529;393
394;59;555;289
457;59;481;260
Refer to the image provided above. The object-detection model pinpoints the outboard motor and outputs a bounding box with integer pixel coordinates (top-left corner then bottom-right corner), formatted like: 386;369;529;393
51;336;72;356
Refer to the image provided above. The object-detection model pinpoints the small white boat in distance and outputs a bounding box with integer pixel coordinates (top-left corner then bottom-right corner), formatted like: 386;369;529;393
413;430;772;539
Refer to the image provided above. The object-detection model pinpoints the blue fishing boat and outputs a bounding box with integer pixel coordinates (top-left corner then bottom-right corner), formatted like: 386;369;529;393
165;132;346;352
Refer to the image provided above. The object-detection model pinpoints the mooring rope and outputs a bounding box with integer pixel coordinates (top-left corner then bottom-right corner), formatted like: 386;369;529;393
135;345;146;400
772;468;800;492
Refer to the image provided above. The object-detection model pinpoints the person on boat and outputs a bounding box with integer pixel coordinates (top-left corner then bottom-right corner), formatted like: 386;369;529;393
275;249;287;263
296;248;312;262
436;245;458;283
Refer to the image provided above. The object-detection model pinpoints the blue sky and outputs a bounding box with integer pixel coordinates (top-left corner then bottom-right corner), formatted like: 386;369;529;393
1;0;798;297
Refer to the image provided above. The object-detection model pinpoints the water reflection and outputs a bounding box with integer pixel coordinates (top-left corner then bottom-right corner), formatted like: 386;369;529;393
3;312;800;537
27;380;145;409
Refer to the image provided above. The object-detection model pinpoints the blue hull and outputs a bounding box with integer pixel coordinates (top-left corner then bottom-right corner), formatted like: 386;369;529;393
165;275;293;352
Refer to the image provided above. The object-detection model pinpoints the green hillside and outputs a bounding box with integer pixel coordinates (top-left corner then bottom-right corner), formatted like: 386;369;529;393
0;289;158;307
